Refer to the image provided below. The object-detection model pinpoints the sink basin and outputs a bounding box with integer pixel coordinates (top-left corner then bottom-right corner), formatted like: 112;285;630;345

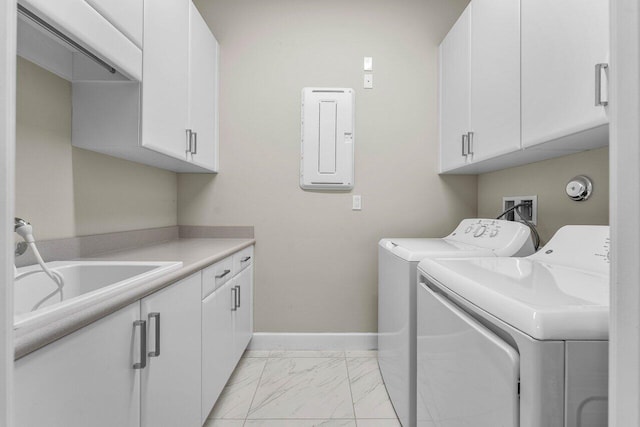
14;261;182;328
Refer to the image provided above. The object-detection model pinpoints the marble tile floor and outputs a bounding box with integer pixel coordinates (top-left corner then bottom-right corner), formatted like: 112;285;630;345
204;350;401;427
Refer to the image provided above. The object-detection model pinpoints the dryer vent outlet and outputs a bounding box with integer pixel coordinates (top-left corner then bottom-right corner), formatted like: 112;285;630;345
502;195;537;225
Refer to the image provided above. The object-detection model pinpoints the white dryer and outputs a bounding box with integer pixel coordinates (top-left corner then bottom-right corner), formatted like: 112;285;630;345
378;219;534;427
416;225;609;427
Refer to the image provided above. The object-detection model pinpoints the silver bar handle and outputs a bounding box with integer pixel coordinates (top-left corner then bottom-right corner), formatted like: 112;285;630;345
231;287;238;311
241;256;251;263
192;132;198;154
467;131;474;155
133;320;147;369
461;134;468;156
216;269;231;279
595;63;608;106
185;129;192;153
235;285;241;308
148;313;160;358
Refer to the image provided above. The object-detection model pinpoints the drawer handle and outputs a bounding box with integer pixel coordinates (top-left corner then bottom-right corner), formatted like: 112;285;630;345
231;287;238;311
241;256;251;263
216;269;231;279
235;285;241;308
148;312;160;358
133;320;147;369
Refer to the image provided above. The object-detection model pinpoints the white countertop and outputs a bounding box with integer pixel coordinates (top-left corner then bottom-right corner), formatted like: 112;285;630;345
15;237;255;359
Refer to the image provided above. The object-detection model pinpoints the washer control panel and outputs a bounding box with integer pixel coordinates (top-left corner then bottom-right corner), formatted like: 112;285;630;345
457;219;505;240
529;225;610;275
447;218;534;255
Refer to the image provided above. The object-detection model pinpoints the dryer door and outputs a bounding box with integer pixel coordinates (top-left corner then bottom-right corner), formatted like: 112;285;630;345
417;281;520;427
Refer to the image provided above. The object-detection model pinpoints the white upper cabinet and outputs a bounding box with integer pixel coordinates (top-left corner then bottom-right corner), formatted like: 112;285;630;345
84;0;143;48
440;0;609;174
17;0;142;81
469;0;521;161
72;1;220;173
439;0;520;173
439;6;471;172
188;3;220;172
521;0;609;149
140;0;191;161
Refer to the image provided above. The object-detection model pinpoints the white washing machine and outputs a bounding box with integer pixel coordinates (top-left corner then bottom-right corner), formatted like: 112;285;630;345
378;219;535;427
416;225;609;427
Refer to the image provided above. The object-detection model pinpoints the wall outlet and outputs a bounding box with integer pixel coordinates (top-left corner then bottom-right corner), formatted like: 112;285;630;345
502;195;537;225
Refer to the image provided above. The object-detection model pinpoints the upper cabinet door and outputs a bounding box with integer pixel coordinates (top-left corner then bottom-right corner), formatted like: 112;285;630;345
439;5;471;172
84;0;143;48
141;0;190;161
521;0;609;148
469;0;521;161
188;3;220;172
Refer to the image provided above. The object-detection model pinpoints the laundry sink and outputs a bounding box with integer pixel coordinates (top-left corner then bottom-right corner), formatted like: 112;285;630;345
14;261;182;328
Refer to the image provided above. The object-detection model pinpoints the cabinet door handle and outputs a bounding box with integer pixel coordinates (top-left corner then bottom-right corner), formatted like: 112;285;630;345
148;312;160;358
133;320;147;369
467;131;474;155
192;132;198;155
185;129;192;153
216;269;231;279
241;256;251;263
595;63;608;106
231;287;238;311
461;134;468;156
235;285;241;308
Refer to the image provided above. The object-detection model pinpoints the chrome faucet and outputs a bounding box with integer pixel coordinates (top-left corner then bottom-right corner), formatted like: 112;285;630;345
14;217;30;256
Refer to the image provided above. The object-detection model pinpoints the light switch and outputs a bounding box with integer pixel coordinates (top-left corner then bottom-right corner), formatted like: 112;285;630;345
364;74;373;89
352;195;362;210
364;57;373;71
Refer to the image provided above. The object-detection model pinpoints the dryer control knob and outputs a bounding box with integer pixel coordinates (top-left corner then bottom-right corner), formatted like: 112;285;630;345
490;229;499;238
465;226;473;234
474;226;487;237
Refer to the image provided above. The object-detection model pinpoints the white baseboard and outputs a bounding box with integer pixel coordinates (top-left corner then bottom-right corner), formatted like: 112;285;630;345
248;333;378;351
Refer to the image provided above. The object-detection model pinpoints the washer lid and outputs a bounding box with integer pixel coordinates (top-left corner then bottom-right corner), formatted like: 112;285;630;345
379;238;493;262
418;257;609;341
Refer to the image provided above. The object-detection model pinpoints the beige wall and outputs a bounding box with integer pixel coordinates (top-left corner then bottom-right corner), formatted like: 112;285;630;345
478;147;609;244
180;0;476;333
16;57;178;240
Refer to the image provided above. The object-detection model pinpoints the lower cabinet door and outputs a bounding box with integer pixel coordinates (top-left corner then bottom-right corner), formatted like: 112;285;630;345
140;273;202;427
201;279;235;422
234;264;253;361
14;302;141;427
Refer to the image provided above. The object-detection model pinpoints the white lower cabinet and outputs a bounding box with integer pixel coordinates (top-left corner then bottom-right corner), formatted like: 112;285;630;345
140;273;201;427
233;264;254;361
15;272;202;427
202;248;254;422
201;279;235;422
14;246;254;427
15;302;141;427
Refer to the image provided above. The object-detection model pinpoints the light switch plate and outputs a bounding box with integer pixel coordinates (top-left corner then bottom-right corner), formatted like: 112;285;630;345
352;195;362;210
364;57;373;71
364;74;373;89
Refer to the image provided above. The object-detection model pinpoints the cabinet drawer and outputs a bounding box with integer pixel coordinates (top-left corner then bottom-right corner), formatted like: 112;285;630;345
202;256;233;298
232;246;254;275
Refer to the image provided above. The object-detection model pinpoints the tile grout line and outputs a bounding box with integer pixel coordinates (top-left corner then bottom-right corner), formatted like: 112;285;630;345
344;353;359;425
242;354;271;426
